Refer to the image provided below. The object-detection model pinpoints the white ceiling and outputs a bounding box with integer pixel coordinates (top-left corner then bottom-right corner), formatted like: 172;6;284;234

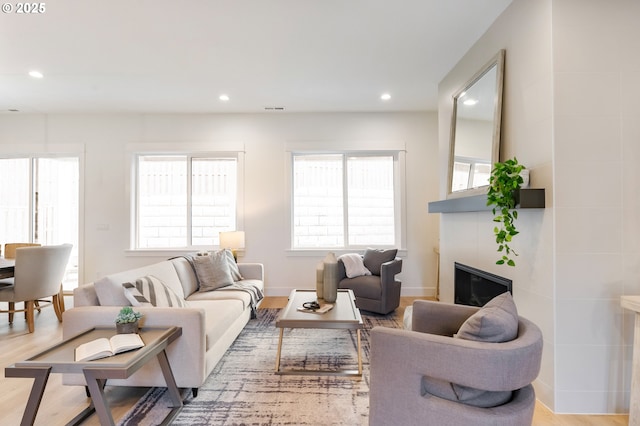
0;0;512;114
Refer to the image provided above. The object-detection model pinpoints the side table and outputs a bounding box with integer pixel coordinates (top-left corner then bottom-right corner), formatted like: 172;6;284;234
5;326;182;426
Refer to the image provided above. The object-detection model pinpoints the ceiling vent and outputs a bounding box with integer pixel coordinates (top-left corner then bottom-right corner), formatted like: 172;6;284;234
264;106;285;111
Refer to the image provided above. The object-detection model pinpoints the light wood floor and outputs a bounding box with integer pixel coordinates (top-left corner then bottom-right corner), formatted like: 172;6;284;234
0;297;629;425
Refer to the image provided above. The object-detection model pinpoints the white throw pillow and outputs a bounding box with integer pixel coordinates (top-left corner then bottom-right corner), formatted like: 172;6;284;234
338;253;371;278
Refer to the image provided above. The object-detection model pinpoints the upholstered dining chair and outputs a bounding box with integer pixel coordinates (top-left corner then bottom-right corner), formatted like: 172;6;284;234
369;296;543;426
4;242;41;259
3;243;44;312
0;243;72;333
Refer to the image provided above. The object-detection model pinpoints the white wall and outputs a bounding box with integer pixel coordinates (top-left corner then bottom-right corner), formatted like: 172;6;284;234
0;111;440;298
437;0;640;414
552;0;640;414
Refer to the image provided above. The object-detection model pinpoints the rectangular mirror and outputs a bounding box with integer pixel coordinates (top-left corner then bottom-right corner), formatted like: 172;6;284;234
447;50;505;198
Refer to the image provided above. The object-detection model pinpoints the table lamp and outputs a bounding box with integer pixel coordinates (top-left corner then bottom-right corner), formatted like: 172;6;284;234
219;231;245;260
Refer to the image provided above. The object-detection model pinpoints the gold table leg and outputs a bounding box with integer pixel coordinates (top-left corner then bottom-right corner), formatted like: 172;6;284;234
357;329;362;375
275;327;284;373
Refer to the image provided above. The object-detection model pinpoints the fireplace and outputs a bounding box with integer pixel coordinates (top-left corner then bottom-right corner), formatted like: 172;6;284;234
454;262;512;307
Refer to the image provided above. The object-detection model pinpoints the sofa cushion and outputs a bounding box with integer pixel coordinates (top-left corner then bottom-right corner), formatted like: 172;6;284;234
123;275;186;308
338;275;381;300
186;279;264;310
94;261;186;306
455;292;518;343
195;251;234;292
171;257;199;298
187;299;245;351
95;276;131;306
363;248;397;276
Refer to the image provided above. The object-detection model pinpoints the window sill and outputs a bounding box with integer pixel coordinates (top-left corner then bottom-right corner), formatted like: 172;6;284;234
125;248;245;257
286;248;407;257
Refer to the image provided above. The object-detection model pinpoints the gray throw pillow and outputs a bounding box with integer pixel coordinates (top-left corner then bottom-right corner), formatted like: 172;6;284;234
455;292;519;343
421;376;512;408
447;292;519;406
363;248;397;276
195;250;234;292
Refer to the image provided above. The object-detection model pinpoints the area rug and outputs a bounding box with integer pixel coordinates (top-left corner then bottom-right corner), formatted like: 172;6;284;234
117;308;400;425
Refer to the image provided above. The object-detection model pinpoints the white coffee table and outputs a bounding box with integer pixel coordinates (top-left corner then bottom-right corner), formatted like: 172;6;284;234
275;289;364;376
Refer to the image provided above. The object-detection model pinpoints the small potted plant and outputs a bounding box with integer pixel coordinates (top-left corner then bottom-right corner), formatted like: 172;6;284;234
487;157;525;267
115;306;143;334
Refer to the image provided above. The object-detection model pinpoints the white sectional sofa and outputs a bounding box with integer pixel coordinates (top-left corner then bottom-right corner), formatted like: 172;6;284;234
62;255;264;395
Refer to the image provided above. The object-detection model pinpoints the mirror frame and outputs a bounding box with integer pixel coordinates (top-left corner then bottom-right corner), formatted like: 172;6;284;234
447;49;505;199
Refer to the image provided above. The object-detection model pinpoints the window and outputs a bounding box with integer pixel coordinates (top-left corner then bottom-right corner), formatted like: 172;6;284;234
134;154;239;249
292;152;399;249
452;157;491;191
0;156;80;290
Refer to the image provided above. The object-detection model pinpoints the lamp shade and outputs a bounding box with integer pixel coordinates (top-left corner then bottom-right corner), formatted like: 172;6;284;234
219;231;245;249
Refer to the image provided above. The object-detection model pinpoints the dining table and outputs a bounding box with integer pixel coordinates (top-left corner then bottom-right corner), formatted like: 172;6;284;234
0;257;15;279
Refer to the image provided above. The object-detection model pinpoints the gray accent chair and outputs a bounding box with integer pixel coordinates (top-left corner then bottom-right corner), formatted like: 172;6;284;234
337;252;402;315
369;299;543;426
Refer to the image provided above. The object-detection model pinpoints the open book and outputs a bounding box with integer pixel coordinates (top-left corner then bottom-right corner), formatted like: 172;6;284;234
75;333;145;362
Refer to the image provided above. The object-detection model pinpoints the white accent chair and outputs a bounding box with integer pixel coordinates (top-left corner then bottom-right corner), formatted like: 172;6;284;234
0;243;72;333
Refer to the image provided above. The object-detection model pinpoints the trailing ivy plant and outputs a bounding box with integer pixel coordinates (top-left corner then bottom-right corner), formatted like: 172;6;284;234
487;157;525;266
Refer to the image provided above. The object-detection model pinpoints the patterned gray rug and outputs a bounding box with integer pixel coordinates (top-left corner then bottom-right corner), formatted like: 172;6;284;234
117;308;400;426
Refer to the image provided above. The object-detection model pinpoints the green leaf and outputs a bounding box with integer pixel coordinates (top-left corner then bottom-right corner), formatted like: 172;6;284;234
507;259;516;267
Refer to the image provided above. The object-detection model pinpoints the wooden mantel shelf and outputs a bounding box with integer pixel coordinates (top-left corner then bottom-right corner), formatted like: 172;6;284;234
428;188;545;214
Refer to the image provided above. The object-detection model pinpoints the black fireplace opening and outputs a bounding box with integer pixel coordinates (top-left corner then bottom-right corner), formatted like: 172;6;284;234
454;262;512;307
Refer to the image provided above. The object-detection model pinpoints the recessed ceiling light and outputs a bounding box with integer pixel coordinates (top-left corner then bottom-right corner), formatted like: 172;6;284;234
28;70;44;79
219;94;230;101
380;93;391;101
463;99;478;106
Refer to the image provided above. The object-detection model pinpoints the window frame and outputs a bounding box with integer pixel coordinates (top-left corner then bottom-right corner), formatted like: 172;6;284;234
452;155;491;191
286;142;406;254
127;143;245;254
0;143;84;289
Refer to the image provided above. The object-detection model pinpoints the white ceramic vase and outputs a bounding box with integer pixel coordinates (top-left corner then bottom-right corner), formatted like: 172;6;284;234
322;252;338;303
316;261;325;299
